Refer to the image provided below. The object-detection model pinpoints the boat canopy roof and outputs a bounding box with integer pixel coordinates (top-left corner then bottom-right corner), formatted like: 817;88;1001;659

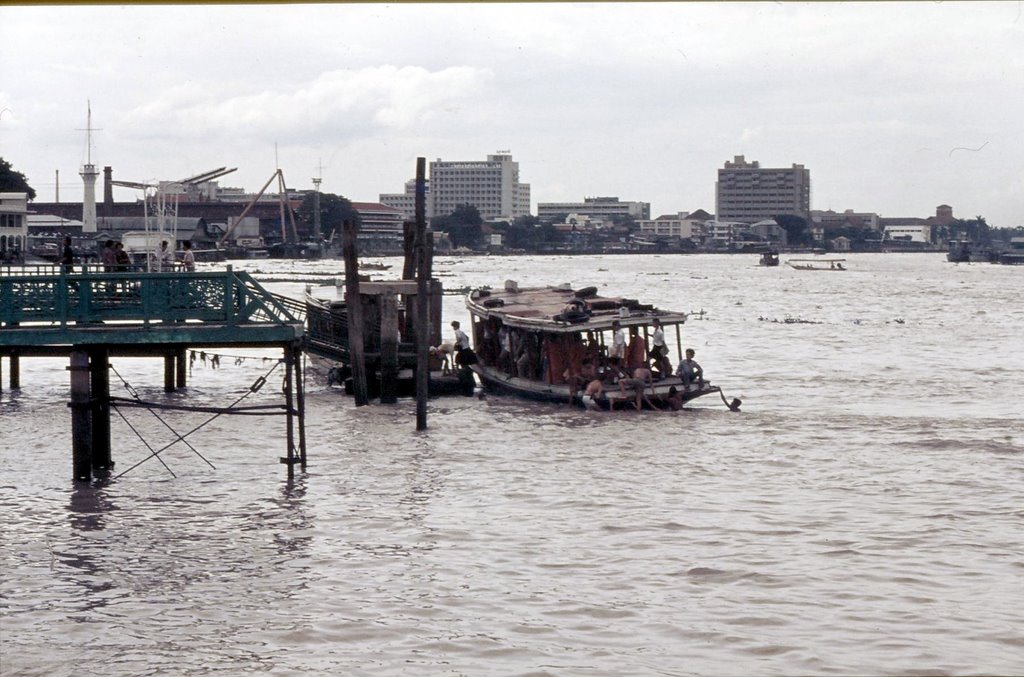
466;284;690;334
787;258;846;262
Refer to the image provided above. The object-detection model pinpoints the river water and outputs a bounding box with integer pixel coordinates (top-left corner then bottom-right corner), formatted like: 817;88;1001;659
2;253;1022;676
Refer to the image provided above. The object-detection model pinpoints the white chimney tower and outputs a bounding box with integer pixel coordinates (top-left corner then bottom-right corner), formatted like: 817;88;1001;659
79;101;99;233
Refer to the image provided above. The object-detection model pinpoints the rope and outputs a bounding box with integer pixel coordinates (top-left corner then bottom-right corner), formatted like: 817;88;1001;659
110;359;284;479
718;388;742;412
109;363;216;474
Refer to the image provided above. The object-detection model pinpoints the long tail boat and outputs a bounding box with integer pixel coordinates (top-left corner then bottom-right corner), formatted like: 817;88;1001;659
464;281;740;411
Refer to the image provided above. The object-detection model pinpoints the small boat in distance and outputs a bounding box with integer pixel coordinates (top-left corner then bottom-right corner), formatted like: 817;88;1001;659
786;258;846;271
759;250;780;266
464;282;739;411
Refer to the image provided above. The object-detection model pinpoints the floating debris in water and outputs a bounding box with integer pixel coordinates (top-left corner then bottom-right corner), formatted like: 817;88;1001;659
758;316;822;325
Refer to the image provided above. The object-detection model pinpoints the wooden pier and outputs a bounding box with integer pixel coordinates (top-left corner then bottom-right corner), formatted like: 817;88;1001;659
0;264;307;480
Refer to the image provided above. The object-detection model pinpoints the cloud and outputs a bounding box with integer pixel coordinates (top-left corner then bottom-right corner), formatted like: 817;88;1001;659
115;65;493;144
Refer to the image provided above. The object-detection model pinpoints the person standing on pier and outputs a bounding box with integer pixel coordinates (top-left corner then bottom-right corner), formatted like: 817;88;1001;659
181;240;196;272
100;240;117;272
155;240;174;272
60;235;74;272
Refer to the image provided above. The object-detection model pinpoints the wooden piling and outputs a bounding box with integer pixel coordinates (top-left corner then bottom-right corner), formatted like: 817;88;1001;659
282;345;296;478
414;157;430;430
342;219;369;406
89;348;112;471
69;351;93;481
164;352;175;392
294;344;307;469
176;347;187;389
402;221;416;280
379;291;399;404
4;352;20;390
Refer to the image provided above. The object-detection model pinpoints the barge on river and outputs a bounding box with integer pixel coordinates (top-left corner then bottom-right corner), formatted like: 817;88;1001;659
465;282;736;410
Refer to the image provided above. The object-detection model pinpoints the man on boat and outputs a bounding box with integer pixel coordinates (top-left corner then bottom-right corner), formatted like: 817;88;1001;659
649;317;672;377
618;366;659;411
676;348;704;391
451;320;477;367
610;320;626;363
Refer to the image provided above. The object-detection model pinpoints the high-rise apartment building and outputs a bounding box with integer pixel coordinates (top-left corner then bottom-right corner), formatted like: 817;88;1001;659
537;196;650;223
716;155;810;224
379;179;430;222
429;152;531;222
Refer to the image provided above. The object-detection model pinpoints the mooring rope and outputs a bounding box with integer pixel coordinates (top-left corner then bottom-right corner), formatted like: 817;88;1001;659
109;359;284;480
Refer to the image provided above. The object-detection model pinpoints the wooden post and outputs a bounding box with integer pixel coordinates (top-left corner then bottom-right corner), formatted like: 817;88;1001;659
164;352;175;392
282;345;296;479
414;157;429;430
380;291;399;404
69;351;93;481
429;279;443;348
175;347;187;388
402;221;416;280
90;348;112;471
294;344;307;469
342;219;369;406
9;352;19;389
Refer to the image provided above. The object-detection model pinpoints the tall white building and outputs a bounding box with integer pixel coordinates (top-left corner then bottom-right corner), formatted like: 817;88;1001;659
429;152;531;222
379;178;430;222
716;155;810;224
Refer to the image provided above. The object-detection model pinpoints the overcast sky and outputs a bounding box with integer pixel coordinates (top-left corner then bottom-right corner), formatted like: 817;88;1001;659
2;2;1021;226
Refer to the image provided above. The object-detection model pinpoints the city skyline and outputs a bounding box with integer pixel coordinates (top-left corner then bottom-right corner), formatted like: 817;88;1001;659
1;2;1021;226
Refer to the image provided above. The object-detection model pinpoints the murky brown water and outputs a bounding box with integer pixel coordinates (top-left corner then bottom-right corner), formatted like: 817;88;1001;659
2;254;1022;675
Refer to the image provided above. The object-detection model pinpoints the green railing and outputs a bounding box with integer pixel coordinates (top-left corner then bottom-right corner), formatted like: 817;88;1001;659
0;265;299;329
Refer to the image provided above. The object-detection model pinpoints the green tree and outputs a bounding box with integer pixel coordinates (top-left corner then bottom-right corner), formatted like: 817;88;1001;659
433;203;483;248
296;191;360;239
0;157;36;200
501;215;542;249
949;216;990;244
775;214;811;246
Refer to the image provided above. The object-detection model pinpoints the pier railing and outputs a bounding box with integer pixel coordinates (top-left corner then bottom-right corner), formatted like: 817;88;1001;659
0;265;299;329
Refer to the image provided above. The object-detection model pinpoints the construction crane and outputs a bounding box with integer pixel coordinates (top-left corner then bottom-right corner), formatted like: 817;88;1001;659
217;168;299;247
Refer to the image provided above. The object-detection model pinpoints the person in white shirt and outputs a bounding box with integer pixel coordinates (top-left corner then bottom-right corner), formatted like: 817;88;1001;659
155;240;175;272
451;320;477;366
180;240;196;272
610;320;626;363
649;317;672;376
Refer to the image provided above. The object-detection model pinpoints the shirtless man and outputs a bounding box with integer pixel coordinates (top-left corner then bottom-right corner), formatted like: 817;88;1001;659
619;365;659;411
581;377;605;410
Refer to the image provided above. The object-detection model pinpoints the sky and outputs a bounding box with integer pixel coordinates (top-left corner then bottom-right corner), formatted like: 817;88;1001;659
1;2;1022;226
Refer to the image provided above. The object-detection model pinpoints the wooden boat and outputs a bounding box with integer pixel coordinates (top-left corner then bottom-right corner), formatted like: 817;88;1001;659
786;257;846;271
759;250;780;266
464;282;739;411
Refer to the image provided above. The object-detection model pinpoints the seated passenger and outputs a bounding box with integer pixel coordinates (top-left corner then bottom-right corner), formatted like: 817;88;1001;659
675;348;704;390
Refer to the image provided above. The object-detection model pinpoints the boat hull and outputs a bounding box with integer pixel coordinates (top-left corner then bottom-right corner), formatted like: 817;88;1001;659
471;363;722;410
